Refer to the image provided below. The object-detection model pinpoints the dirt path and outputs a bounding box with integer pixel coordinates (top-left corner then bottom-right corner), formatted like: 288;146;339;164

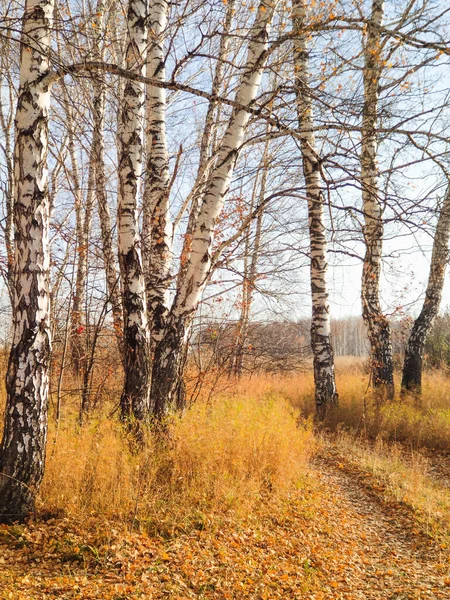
311;451;450;599
1;451;450;599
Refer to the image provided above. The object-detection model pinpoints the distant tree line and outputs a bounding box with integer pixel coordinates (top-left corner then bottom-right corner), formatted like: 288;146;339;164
194;312;450;375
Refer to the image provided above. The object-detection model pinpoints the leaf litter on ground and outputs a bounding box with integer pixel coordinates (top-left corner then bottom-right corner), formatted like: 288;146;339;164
2;444;450;599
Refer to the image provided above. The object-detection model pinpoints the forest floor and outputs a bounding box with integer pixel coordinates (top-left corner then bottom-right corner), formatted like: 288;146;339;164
1;441;450;599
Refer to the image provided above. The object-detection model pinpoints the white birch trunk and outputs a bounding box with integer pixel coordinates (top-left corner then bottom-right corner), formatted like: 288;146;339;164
292;0;338;418
76;154;95;406
232;197;265;379
174;0;236;295
117;0;151;423
198;0;236;169
151;0;278;416
360;0;394;399
142;0;173;345
0;0;54;523
402;186;450;394
0;60;15;301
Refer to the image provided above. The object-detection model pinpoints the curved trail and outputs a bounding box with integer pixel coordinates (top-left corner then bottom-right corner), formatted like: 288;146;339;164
312;452;450;599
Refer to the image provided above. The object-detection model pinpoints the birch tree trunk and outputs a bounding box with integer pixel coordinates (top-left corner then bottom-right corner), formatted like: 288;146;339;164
197;0;236;172
402;187;450;394
0;49;15;302
292;0;338;418
174;0;236;283
70;1;123;396
143;0;236;358
232;206;264;378
95;111;124;362
360;0;394;399
0;0;54;523
151;0;278;417
142;0;173;347
117;0;151;422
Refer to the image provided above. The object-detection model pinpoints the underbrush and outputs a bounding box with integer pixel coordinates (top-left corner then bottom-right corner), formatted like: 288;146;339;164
324;369;450;451
230;365;450;452
40;393;314;534
226;365;450;539
4;358;450;541
230;365;450;541
329;432;450;543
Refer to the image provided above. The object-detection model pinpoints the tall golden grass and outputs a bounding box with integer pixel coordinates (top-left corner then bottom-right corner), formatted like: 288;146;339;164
229;359;450;451
226;362;450;539
2;355;450;530
40;393;314;532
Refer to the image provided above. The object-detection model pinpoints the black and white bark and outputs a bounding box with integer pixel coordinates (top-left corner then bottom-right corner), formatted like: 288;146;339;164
197;0;236;172
142;0;172;347
360;0;394;399
0;39;15;301
292;0;338;418
173;0;236;298
146;0;236;360
117;0;151;422
402;186;450;394
151;0;278;417
95;114;124;364
0;0;54;523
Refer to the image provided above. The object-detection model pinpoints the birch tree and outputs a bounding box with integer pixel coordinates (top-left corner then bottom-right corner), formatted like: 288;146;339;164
143;0;237;365
360;0;394;399
292;0;338;418
142;0;172;349
0;23;16;301
91;0;124;362
402;185;450;394
117;0;151;423
150;0;279;417
62;83;95;377
0;0;54;523
57;1;123;409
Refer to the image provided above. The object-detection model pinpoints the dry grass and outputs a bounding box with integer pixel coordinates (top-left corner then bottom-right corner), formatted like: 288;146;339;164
228;361;450;452
3;354;450;539
326;368;450;451
40;392;314;534
329;431;450;543
228;361;450;541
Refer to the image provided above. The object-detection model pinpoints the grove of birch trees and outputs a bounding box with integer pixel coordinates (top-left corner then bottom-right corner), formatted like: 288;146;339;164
1;0;450;521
